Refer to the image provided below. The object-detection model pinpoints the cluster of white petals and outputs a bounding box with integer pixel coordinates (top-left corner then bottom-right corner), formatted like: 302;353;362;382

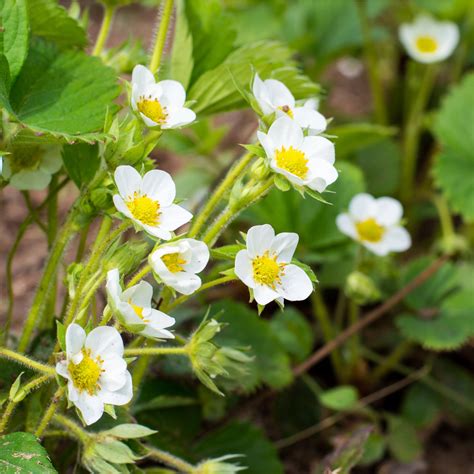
336;193;411;256
56;324;133;425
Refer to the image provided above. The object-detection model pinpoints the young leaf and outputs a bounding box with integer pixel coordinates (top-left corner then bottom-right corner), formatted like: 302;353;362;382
319;386;359;411
0;0;29;80
0;432;57;473
386;415;422;463
61;143;100;188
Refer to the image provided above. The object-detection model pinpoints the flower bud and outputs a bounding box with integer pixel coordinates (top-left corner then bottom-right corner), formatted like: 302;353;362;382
250;157;270;180
105;241;150;275
90;187;113;211
193;455;245;474
344;271;381;305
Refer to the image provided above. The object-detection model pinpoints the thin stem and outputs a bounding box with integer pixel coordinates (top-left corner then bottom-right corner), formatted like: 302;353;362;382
125;346;188;357
347;299;360;374
0;348;56;375
148;0;174;74
127;263;152;288
146;446;194;473
369;340;413;384
21;192;47;233
35;386;65;437
53;414;90;444
188;152;254;238
0;401;15;435
433;194;455;244
311;292;345;382
162;275;236;312
400;64;437;203
92;5;115;56
356;0;387;124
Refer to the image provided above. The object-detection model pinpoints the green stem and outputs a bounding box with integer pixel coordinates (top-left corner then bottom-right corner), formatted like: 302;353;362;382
356;0;387;124
0;348;56;375
146;446;194;473
35;386;65;438
311;292;345;382
125;346;188;357
433;194;455;242
400;64;437;204
369;340;413;384
53;414;90;444
347;299;360;373
21;192;47;234
127;263;152;288
162;275;236;312
148;0;174;75
92;5;116;56
0;401;15;435
188;152;254;238
18;207;79;352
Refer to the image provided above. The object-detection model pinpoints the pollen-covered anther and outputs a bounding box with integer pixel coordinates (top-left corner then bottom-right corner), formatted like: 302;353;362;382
252;251;285;289
128;300;150;323
162;252;187;273
137;97;168;124
68;350;103;395
355;218;385;243
278;105;294;118
416;35;438;53
275;146;309;179
126;192;160;226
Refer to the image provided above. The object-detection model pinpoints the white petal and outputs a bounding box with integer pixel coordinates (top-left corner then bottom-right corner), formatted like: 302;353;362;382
307;158;338;190
336;213;357;239
159;204;193;231
163;107;196;129
56;361;70;380
99;371;133;406
158;80;186;107
106;268;122;304
270;232;298;262
234;250;255;289
66;324;86;359
114;165;141;199
264;79;295;109
86;326;124;357
142;223;172;240
293;107;327;134
140;169;176;205
253;285;280;305
40;151;62;173
182;239;209;273
277;264;313;301
349;193;377;220
267;116;303;150
257;130;275;160
375;197;403;226
363;240;390;256
301;136;335;164
382;226;412;253
132;65;155;90
253;73;274;115
129;280;153;307
167;272;202;295
246;224;274;258
113;195;133;219
139;112;159;128
10;169;51;190
75;392;104;425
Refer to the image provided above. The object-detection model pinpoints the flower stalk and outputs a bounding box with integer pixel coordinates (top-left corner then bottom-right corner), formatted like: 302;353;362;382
149;0;174;75
0;348;56;375
92;5;116;56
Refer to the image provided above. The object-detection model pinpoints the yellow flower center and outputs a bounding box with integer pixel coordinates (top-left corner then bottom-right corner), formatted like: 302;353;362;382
355;218;385;243
68;350;103;395
278;105;294;118
137;98;167;124
161;252;186;273
126;192;160;226
275;146;309;179
128;300;150;323
252;251;285;289
416;35;438;53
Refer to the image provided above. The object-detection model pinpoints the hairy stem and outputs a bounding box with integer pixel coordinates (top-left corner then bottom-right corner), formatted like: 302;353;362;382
125;346;188;357
146;446;194;473
0;348;56;375
92;5;116;56
35;386;65;438
149;0;174;74
53;414;90;444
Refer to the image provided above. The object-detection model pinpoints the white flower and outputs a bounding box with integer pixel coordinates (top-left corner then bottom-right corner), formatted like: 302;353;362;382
234;224;313;306
149;238;210;295
399;15;459;64
131;65;196;129
56;324;133;425
336;193;412;256
106;268;175;338
257;116;338;192
113;165;192;240
2;148;62;190
253;73;327;135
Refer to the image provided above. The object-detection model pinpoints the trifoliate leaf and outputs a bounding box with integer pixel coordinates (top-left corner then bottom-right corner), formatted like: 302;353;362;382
0;0;29;80
62;143;100;188
0;432;57;473
26;0;87;49
432;73;474;221
194;422;283;474
0;39;119;143
213;301;293;392
189;41;319;115
319;386;359;411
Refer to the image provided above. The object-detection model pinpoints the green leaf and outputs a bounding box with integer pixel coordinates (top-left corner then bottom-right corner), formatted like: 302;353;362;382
103;423;157;439
401;383;441;428
0;39;119;143
194;422;283;474
62;143;100;188
189;40;319;115
94;440;139;464
0;432;57;473
432;73;474;221
26;0;87;49
319;386;358;411
331;123;397;160
386;415;422;463
358;431;386;466
213;301;293;392
269;307;314;363
211;244;243;260
9;371;24;400
0;0;29;80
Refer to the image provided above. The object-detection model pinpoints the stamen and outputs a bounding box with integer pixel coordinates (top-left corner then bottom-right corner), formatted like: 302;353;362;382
252;251;285;289
128;300;150;323
126;192;160;226
278;105;294;118
416;35;438;53
355;218;385;243
275;146;309;179
161;252;186;273
68;349;103;395
137;97;168;124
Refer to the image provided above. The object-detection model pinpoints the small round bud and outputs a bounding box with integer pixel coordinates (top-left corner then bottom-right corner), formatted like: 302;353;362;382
345;271;381;305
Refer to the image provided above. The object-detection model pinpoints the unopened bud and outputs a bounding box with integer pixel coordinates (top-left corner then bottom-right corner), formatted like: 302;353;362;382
250;157;269;180
106;241;150;275
345;271;381;305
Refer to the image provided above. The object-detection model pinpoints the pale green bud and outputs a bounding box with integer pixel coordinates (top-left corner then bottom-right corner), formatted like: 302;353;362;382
250;157;270;180
345;271;381;305
194;455;246;474
105;241;150;275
